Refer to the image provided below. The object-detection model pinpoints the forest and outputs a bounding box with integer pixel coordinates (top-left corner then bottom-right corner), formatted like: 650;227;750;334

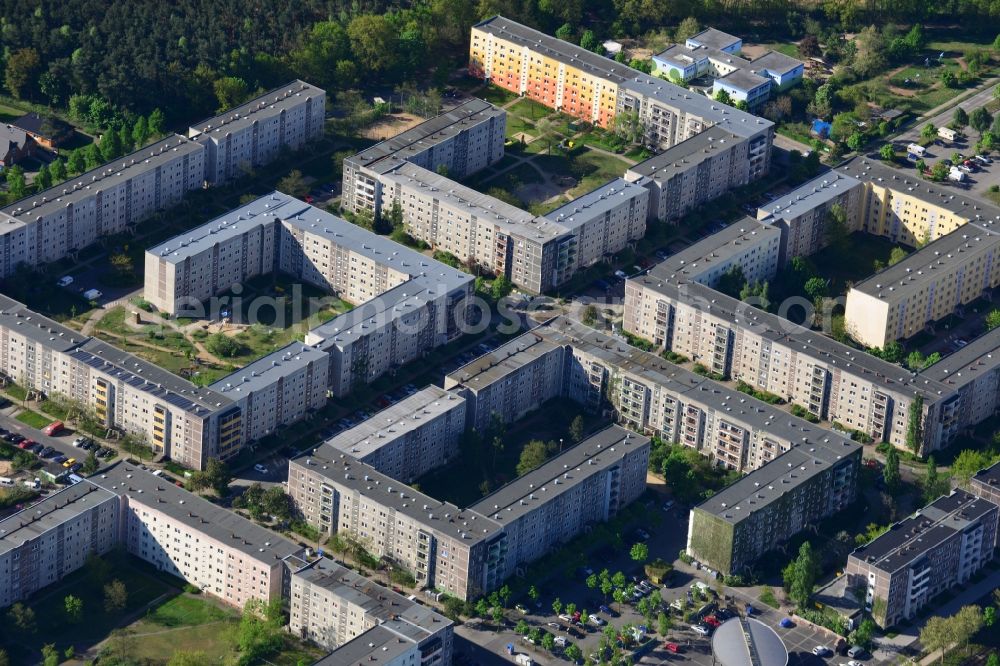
2;0;1000;133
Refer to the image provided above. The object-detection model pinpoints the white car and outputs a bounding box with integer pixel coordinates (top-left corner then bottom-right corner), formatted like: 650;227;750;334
662;499;675;511
845;662;864;666
812;646;832;657
253;463;269;474
546;622;560;629
554;636;567;648
589;615;605;626
692;624;711;636
72;437;86;447
558;614;572;622
614;270;627;279
57;276;74;287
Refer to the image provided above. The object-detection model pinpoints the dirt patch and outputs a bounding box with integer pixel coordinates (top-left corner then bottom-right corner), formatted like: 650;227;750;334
740;44;771;60
515;180;565;204
0;461;14;476
888;86;917;97
361;113;426;141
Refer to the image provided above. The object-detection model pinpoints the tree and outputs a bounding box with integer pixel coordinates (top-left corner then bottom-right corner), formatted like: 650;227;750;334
100;128;124;162
953;107;969;128
5;48;41;99
883;447;901;494
630;542;648;563
985;606;996;627
7;602;36;632
347;15;399;74
986;308;1000;331
104;579;128;613
923;455;950;503
657;611;671;636
825;202;850;253
888;247;909;266
971;107;993;134
804;277;827;300
906;395;924;455
516;440;548;475
580;30;599;52
879;143;895;162
951;449;997;486
66;148;85;175
714;88;734;106
847;132;865;152
206;332;244;358
132;116;150;147
675;17;701;42
921;123;938;141
952;605;983;655
35;164;53;191
850;617;876;649
552;597;563;616
64;594;83;623
6;166;27;200
214;77;250;112
920;615;953;664
84;143;103;170
189;457;232;496
717;265;746;298
41;644;59;666
230;599;283;663
277;169;309;198
568;415;585;443
147;109;165;138
782;541;819;607
564;644;582;663
491;275;513;301
50;158;67;183
82;449;99;475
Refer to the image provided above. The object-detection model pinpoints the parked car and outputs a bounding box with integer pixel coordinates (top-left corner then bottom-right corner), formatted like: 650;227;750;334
664;642;681;654
39;446;55;457
779;617;795;629
28;442;44;453
515;604;528;614
813;646;833;657
57;276;74;287
253;463;269;474
42;420;64;436
68;463;83;474
589;615;606;626
52;455;67;464
847;646;867;659
614;270;627;279
692;624;711;636
558;614;572;623
62;458;77;468
703;616;721;628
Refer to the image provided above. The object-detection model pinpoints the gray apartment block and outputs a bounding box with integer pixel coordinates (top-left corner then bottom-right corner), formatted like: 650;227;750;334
846;490;998;627
320;386;466;482
378;161;648;293
342;99;506;215
211;342;329;444
971;460;1000;506
0;135;204;277
287;556;453;663
471;425;650;580
0;482;120;608
444;333;567;433
688;439;861;575
625;126;751;222
624;274;959;455
287;449;507;601
921;328;1000;437
188;80;325;184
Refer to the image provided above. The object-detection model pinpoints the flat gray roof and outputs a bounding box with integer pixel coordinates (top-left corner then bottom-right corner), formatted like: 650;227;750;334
716;69;770;92
0;135;203;227
474;16;772;140
74;339;233;416
972;460;1000;493
94;462;302;563
631;276;952;402
211;342;327;397
626;126;742;183
347;99;502;175
293;557;450;638
652;218;779;281
322;386;464;460
688;28;741;51
0;481;118;555
543;178;648;228
189;80;325;136
695;441;860;524
757;171;862;222
0;294;87;352
836;157;1000;228
850;490;996;573
291;449;504;544
470;425;649;524
849;223;1000;300
921;327;1000;387
753;50;805;75
653;44;709;69
445;333;562;390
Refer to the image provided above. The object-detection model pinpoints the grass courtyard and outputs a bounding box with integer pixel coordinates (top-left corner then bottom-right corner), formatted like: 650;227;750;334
0;552;325;666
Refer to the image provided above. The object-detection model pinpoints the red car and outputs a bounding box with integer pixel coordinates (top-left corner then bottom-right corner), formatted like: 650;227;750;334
664;642;682;654
18;439;34;449
703;615;721;628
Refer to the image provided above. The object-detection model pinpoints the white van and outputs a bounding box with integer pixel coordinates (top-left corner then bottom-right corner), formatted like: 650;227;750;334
0;476;14;487
83;289;103;301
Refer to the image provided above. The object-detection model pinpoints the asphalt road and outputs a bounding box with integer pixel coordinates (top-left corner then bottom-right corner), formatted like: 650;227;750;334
894;79;999;145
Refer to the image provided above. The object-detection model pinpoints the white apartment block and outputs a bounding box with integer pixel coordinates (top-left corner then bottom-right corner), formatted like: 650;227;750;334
287;451;507;601
342;99;506;216
378;162;648;293
188;80;326;185
211;343;329;444
95;463;302;608
288;556;453;664
651;218;781;288
470;426;650;578
0;296;241;470
845;227;1000;349
624;127;751;222
444;333;567;433
0;136;204;277
0;482;120;608
321;386;466;483
624;276;960;455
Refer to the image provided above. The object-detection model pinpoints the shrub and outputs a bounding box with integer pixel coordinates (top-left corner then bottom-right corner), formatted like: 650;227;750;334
183;583;201;594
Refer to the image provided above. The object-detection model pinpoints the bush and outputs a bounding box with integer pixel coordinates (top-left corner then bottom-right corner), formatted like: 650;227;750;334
662;350;689;363
790;404;820;423
759;586;779;608
183;583;201;594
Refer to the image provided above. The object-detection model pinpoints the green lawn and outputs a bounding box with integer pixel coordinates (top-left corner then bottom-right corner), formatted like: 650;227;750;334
480;84;519;106
15;409;52;429
0;101;24;123
505;114;537;138
507;97;553;122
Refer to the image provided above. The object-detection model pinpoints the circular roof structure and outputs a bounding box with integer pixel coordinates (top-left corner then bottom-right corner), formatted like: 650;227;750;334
711;617;789;666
